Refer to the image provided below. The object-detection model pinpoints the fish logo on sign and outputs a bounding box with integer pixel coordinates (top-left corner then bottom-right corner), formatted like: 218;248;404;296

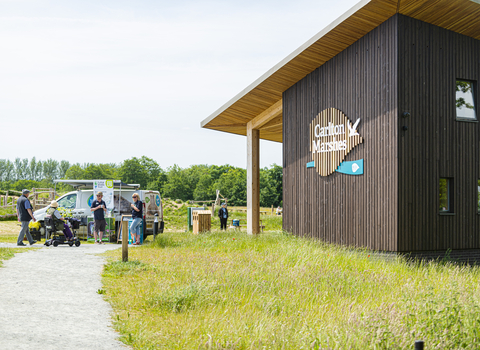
307;108;364;176
336;159;364;175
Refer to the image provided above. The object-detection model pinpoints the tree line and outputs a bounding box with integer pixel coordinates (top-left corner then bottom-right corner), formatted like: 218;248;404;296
0;157;282;207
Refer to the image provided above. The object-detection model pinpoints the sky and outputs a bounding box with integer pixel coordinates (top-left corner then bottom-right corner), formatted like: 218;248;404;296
0;0;359;169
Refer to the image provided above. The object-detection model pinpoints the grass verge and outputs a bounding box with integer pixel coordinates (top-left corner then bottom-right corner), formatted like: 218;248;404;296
0;221;20;243
102;231;480;349
0;247;24;267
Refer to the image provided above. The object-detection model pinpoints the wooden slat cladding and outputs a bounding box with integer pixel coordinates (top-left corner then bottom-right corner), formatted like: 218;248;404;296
283;15;398;251
397;15;480;252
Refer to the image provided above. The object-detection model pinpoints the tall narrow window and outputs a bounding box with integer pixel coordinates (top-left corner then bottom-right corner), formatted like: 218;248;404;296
456;80;476;120
477;180;480;213
439;178;452;212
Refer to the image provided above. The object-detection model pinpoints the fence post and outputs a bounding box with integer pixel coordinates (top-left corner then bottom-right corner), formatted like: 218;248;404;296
32;187;36;211
414;340;424;350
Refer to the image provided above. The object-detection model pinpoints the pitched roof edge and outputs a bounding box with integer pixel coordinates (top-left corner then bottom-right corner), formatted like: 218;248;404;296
200;0;372;129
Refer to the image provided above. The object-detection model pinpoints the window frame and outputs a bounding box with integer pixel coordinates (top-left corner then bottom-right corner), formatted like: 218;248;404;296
455;79;477;122
477;179;480;213
439;178;453;214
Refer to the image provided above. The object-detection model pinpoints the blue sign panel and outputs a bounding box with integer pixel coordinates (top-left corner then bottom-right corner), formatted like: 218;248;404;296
336;159;364;175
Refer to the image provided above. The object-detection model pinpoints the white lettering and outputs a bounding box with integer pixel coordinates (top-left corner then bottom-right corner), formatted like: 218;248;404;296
313;122;346;139
312;140;321;153
311;121;352;154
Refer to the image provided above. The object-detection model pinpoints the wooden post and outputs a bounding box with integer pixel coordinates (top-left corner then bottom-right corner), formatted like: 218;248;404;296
246;123;260;234
32;188;36;211
121;218;129;262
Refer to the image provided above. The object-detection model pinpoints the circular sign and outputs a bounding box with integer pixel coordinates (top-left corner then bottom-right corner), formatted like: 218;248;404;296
87;194;93;207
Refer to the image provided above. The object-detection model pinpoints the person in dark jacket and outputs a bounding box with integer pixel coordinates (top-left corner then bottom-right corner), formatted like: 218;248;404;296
130;193;143;245
218;203;228;230
15;189;37;246
91;192;107;244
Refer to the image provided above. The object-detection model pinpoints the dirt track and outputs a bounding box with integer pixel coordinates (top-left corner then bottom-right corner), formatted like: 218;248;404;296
0;243;129;350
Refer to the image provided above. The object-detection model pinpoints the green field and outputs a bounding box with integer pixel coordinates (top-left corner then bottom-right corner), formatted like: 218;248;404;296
162;199;282;232
102;230;480;349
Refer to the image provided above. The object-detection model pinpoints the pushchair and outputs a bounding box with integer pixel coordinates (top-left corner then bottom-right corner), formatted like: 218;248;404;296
44;217;81;247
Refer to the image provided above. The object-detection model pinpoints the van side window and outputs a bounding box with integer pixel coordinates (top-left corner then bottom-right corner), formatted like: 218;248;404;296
57;194;77;209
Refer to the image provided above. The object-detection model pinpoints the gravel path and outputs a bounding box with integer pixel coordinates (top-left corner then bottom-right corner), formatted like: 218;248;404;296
0;243;130;350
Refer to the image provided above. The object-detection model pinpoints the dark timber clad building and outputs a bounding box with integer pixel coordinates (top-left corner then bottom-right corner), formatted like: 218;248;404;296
201;0;480;258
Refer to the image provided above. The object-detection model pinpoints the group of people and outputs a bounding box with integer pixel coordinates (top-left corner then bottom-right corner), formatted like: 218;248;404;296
89;191;143;245
16;189;143;246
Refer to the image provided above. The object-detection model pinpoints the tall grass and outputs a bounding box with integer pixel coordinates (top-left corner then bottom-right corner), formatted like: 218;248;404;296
103;231;480;349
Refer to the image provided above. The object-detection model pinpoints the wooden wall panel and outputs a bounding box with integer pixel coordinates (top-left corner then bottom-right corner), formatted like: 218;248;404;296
283;15;399;251
398;15;480;252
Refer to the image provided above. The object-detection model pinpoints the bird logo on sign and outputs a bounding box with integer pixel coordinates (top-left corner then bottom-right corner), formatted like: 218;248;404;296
308;108;363;176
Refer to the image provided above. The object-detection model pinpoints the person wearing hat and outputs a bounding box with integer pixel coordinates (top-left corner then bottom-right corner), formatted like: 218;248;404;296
46;200;74;241
15;189;37;246
218;203;229;230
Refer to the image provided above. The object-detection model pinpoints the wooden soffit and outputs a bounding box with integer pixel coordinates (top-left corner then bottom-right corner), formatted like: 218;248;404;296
201;0;480;143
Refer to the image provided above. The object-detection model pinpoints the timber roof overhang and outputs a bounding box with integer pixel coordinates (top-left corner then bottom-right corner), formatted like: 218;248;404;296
201;0;480;143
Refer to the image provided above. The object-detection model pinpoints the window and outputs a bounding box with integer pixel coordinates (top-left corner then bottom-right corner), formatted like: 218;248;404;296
57;194;77;209
478;180;480;213
456;80;476;120
439;178;452;212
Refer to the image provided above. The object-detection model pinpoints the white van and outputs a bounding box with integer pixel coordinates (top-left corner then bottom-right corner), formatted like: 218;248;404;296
33;180;164;240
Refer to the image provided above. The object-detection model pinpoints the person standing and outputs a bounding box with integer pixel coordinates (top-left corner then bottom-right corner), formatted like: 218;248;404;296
16;189;37;246
130;193;143;245
218;203;228;230
91;192;107;244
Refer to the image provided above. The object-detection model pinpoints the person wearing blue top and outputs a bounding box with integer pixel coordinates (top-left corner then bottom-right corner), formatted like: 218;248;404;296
130;193;143;245
16;189;37;246
218;203;228;230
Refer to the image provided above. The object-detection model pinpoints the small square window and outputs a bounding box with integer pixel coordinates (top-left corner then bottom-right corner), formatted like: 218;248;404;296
456;80;476;120
439;178;452;212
